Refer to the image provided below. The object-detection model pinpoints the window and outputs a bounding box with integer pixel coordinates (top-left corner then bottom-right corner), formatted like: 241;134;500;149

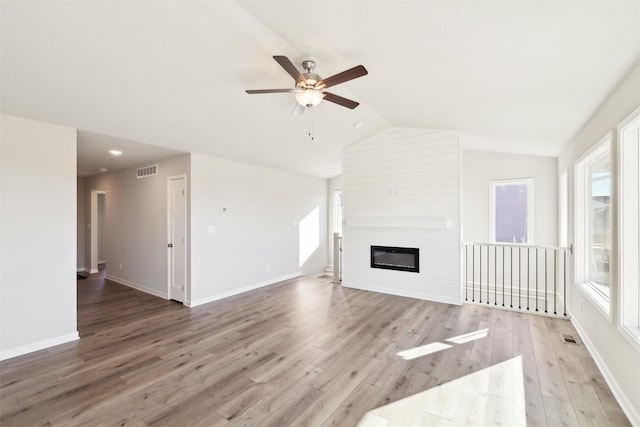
589;156;612;291
575;133;612;316
618;107;640;346
490;179;533;244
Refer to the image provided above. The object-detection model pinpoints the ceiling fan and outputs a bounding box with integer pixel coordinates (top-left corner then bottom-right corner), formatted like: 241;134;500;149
245;55;368;114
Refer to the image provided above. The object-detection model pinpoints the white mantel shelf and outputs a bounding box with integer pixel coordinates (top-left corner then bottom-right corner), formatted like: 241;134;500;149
345;218;451;229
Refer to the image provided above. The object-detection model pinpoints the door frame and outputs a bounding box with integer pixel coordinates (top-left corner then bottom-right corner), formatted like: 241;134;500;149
167;174;188;303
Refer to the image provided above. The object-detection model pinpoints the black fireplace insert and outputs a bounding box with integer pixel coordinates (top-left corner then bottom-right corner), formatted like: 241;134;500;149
370;246;419;273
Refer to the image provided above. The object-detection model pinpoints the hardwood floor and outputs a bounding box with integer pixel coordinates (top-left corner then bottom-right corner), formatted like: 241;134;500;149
0;273;630;426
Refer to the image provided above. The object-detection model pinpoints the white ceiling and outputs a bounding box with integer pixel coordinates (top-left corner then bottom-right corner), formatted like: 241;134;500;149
76;131;185;178
1;1;639;178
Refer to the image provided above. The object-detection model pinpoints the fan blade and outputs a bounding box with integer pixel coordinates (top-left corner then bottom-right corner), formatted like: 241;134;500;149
245;89;295;94
317;65;368;89
273;55;304;83
323;92;360;109
292;103;306;116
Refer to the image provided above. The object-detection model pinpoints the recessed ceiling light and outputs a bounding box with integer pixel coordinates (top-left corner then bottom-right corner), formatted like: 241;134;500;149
109;149;123;156
100;168;108;172
352;121;364;128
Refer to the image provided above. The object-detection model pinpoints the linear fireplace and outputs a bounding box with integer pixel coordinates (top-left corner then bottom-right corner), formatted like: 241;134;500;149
371;246;419;273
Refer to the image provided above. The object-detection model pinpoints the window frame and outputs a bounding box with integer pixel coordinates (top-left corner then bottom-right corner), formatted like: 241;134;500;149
489;178;534;245
617;106;640;349
574;132;613;321
333;190;343;236
559;168;568;248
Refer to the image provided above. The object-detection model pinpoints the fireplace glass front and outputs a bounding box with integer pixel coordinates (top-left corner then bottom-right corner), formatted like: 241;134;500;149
370;246;419;273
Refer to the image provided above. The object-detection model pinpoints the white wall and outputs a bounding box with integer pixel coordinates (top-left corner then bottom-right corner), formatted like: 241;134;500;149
462;150;558;246
0;114;78;360
189;153;327;306
82;155;190;298
342;128;461;304
558;60;640;424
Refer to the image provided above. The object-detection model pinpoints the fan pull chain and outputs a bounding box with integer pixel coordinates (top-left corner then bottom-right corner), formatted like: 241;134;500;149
308;108;315;141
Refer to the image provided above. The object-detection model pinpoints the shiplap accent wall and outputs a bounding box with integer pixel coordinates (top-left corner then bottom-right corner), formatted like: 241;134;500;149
342;128;462;304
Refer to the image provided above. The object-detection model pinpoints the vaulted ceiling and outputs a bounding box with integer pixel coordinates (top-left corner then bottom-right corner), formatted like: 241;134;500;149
1;1;639;178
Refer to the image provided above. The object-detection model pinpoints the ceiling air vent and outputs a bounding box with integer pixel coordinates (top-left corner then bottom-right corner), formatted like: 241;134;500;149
137;164;158;179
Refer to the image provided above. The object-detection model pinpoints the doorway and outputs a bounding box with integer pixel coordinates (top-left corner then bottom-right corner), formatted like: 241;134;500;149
167;175;186;303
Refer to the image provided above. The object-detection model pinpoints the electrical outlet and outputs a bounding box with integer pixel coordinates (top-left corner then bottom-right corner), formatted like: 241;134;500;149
119;263;122;271
266;264;271;272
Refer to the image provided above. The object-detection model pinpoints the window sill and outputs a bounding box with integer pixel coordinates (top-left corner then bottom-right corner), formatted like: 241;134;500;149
577;281;613;323
619;325;640;352
491;241;533;246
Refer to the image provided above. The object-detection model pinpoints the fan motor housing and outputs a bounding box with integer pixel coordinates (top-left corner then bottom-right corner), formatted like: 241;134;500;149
298;72;321;88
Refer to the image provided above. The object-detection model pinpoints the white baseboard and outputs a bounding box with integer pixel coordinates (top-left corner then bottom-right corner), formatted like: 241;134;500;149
0;332;79;361
89;268;99;274
105;274;168;299
77;267;87;272
342;281;462;306
570;317;640;426
187;272;301;307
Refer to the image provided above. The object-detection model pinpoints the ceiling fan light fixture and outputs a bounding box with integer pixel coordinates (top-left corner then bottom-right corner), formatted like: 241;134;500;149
246;55;367;111
295;89;324;108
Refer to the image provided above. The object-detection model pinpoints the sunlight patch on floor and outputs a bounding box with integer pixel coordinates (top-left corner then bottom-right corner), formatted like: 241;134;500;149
396;342;453;360
446;328;489;344
357;356;526;427
396;328;489;361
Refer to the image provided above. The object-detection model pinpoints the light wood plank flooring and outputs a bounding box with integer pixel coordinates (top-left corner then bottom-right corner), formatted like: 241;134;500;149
0;273;630;426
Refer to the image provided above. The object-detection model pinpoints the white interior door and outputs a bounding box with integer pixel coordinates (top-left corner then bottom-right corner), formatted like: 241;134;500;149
90;190;106;274
168;176;186;302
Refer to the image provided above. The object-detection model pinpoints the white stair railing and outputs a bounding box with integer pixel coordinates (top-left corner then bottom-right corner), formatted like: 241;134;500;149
463;242;571;317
